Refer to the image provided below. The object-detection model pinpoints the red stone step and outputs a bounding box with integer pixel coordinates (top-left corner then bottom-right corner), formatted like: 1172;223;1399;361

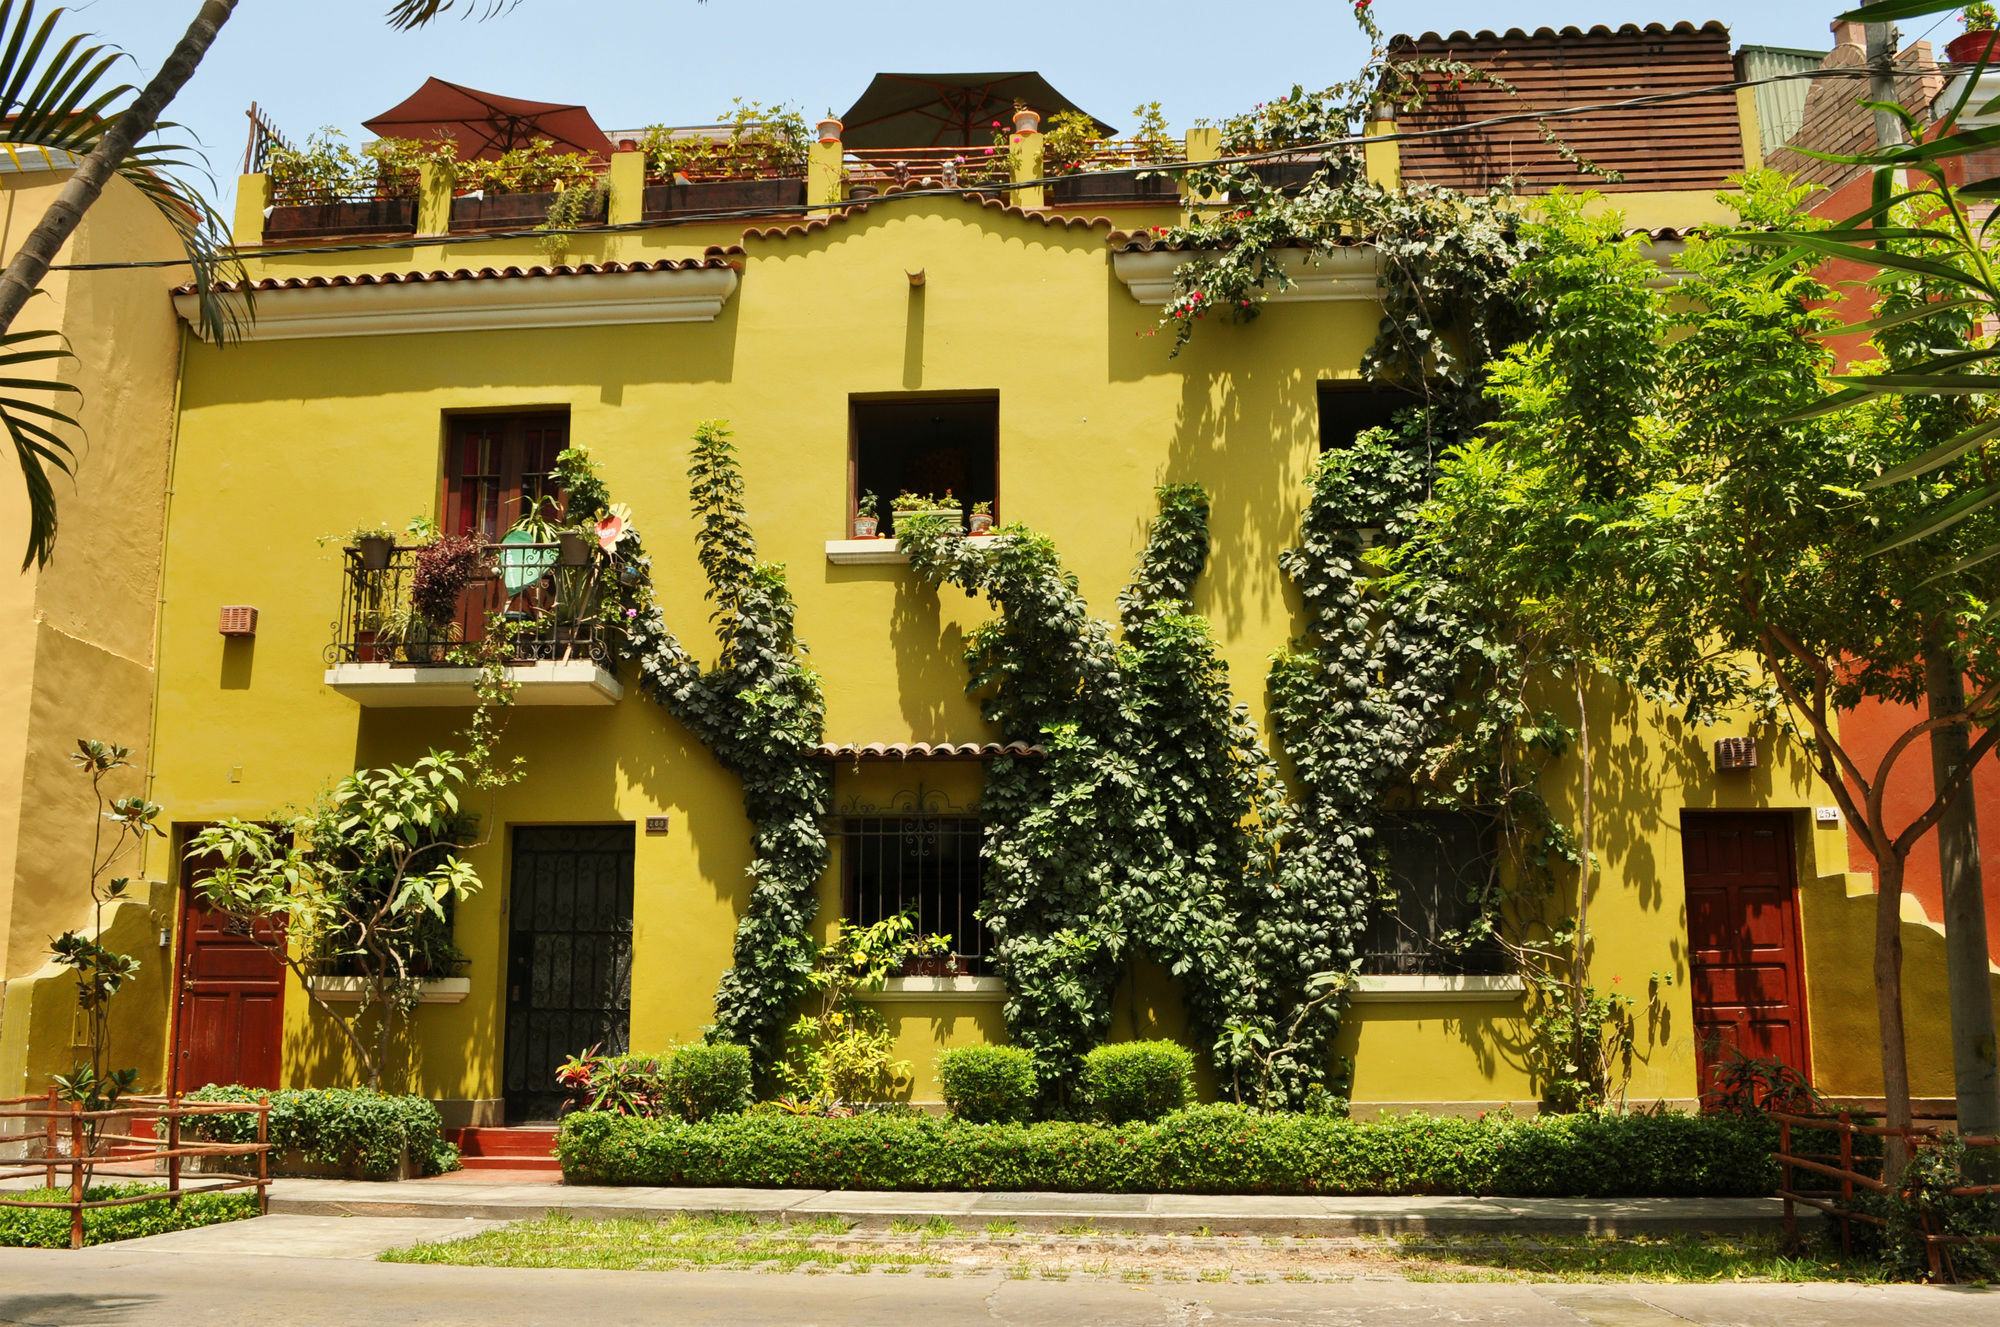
449;1125;560;1171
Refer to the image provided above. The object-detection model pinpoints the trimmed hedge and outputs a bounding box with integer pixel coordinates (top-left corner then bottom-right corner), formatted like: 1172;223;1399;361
183;1086;459;1178
938;1046;1037;1124
557;1102;1778;1197
1081;1041;1193;1123
0;1183;259;1247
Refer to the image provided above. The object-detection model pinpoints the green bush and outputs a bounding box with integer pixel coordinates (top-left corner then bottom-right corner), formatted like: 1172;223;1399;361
938;1046;1038;1123
1080;1041;1193;1123
557;1104;1777;1197
0;1183;259;1247
662;1043;753;1121
182;1085;459;1178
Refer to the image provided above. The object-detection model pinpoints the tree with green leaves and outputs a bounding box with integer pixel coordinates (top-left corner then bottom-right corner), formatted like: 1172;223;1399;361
48;739;161;1142
1731;0;2000;1158
1413;180;2000;1174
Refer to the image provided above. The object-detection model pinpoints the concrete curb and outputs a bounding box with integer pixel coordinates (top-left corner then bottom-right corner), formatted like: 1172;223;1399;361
264;1179;1787;1237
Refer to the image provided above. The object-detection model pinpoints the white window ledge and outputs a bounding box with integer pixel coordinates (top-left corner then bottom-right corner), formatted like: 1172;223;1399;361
325;660;622;707
826;536;1010;566
305;976;470;1004
1348;974;1524;1003
864;976;1007;1003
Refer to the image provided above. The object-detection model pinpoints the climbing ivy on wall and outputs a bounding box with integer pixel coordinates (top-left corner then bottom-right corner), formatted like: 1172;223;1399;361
578;424;831;1078
904;487;1348;1108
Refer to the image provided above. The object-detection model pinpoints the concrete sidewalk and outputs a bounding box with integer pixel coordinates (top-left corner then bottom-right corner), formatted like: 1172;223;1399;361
265;1175;1786;1236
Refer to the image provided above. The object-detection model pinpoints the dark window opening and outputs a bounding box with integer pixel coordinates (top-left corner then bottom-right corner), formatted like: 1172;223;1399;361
443;412;570;541
1359;811;1509;976
1318;384;1417;451
852;397;998;535
843;814;989;976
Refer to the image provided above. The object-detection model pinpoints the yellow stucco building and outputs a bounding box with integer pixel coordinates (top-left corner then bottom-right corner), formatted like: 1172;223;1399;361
6;22;1992;1130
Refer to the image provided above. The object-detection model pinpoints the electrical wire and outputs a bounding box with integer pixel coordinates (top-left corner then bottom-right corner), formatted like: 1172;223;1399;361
40;63;1937;274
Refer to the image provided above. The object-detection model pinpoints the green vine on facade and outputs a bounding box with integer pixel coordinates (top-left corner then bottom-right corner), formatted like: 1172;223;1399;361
613;423;830;1078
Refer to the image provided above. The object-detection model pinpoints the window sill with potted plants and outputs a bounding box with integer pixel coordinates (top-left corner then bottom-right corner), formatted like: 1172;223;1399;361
831;491;1005;564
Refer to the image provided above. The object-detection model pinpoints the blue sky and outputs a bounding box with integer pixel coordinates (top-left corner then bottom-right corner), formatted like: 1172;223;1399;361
66;0;1949;194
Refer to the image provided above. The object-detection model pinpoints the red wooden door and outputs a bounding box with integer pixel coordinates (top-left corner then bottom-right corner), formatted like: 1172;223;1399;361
1683;812;1811;1099
175;864;286;1093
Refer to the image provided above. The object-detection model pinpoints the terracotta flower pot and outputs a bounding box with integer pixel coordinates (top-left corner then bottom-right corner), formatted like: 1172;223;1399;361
817;117;843;144
1949;31;2000;64
1013;108;1041;135
853;515;880;539
969;513;994;535
559;530;592;566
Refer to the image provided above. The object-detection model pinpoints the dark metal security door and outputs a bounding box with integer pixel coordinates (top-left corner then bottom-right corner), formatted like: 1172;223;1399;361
504;826;634;1121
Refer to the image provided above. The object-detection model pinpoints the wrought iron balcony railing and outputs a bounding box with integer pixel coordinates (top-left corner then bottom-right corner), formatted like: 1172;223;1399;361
327;542;615;668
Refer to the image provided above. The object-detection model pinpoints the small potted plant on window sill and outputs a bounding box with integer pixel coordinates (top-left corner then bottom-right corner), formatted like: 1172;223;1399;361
853;489;882;539
968;500;994;536
891;489;963;534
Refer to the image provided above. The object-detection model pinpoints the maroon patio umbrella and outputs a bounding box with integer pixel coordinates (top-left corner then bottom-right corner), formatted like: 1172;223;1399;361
363;77;616;160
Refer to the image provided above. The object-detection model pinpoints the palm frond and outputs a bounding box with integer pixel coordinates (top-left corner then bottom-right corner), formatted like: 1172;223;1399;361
384;0;523;30
0;324;79;570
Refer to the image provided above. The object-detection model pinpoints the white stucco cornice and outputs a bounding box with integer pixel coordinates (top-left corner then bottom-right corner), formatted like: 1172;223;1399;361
1111;246;1381;306
174;263;740;342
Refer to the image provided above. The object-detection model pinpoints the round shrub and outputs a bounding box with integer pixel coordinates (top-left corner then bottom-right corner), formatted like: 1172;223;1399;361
662;1042;753;1121
938;1045;1038;1123
1080;1040;1193;1123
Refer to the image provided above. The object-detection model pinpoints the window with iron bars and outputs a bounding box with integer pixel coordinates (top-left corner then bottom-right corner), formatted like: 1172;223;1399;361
842;814;989;976
1358;811;1510;976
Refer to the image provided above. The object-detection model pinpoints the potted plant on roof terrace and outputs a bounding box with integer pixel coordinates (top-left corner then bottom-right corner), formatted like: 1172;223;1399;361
1045;104;1180;206
1950;3;2000;64
640;99;811;219
448;140;608;234
263;129;425;241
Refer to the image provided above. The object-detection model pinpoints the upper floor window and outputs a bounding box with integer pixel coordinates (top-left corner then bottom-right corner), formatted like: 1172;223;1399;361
1318;383;1415;451
444;412;570;541
851;396;998;536
843;812;989;976
1359;811;1508;976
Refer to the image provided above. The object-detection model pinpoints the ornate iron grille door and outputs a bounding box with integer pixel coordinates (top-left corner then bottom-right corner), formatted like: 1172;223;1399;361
504;826;634;1121
843;814;988;974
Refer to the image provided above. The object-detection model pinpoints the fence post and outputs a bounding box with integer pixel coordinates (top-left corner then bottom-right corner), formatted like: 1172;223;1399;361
167;1097;182;1210
41;1086;56;1189
1839;1111;1855;1257
256;1093;269;1215
1779;1116;1796;1252
67;1103;84;1250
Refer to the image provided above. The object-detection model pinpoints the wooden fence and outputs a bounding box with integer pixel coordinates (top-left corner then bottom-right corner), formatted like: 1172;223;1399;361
1774;1109;2000;1280
0;1090;271;1249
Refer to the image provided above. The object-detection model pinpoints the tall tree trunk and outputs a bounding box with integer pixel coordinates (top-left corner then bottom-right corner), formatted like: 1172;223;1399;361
0;0;238;335
1924;631;2000;1164
1876;850;1914;1181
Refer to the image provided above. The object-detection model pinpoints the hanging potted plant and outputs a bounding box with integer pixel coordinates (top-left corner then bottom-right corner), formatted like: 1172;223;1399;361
968;500;994;536
853;489;882;539
890;489;963;535
323;522;397;572
558;528;593;566
1950;3;2000;64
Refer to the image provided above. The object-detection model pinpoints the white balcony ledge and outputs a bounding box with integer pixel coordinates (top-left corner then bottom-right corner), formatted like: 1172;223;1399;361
1112;247;1379;306
324;660;622;707
864;976;1007;1003
1349;974;1525;1003
826;536;1010;565
306;976;470;1004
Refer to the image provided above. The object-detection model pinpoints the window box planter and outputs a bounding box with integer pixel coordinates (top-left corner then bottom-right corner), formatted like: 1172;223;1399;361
1048;171;1178;205
265;198;418;240
304;975;471;1004
449;189;607;233
892;507;963;536
642;177;806;219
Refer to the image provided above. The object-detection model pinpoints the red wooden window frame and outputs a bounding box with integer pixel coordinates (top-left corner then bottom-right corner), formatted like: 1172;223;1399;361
442;413;570;542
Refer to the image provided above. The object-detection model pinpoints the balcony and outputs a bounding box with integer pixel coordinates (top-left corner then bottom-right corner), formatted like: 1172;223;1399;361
323;542;623;707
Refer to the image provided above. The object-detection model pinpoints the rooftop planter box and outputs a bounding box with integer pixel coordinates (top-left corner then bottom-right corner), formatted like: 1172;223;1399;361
1250;157;1333;195
265;198;418;240
449;189;607;232
643;177;805;219
1048;171;1178;205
